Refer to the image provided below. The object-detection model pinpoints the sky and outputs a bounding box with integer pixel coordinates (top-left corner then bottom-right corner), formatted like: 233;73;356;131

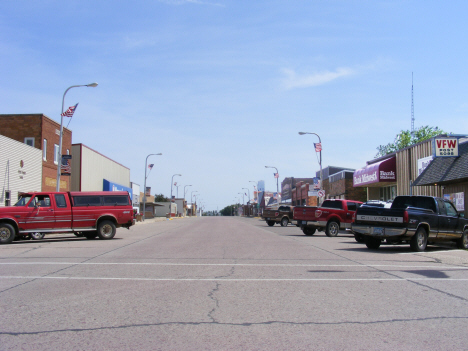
1;0;467;211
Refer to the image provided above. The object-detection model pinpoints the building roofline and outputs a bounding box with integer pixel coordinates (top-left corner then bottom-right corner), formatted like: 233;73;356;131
72;143;130;170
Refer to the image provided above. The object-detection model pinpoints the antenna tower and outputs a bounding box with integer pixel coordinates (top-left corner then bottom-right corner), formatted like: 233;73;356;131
411;72;414;134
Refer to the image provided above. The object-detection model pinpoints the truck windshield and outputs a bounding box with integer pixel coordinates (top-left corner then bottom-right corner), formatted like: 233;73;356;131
14;195;32;206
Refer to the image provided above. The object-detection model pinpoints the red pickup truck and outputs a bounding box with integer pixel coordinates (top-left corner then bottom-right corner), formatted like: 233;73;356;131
293;199;363;236
0;191;135;244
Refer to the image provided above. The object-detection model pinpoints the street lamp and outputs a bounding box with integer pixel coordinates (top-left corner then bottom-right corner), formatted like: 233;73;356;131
265;166;279;203
169;174;181;216
193;194;199;217
191;191;198;217
143;153;162;221
299;131;323;204
56;82;98;191
184;185;192;217
242;187;250;216
249;180;257;215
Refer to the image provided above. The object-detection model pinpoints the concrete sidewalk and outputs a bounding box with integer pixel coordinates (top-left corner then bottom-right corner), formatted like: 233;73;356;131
135;216;197;225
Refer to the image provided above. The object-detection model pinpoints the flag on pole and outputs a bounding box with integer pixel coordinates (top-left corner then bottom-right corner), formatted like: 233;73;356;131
314;142;322;152
174;182;177;186
61;103;79;117
148;164;154;169
274;173;279;179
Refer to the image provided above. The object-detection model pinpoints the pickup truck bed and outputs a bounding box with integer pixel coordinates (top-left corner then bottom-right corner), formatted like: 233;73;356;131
352;195;468;251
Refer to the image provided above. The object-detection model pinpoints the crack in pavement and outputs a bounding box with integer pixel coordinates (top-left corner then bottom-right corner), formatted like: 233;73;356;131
2;315;468;336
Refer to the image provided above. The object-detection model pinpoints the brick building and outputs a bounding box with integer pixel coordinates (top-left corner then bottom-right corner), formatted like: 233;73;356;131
327;170;367;202
0;114;72;192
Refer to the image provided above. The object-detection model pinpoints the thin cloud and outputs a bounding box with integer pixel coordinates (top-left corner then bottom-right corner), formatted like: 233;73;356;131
282;67;355;90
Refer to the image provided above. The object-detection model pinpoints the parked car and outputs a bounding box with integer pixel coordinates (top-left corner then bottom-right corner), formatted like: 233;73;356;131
352;195;468;251
0;191;135;244
293;199;363;236
262;205;295;227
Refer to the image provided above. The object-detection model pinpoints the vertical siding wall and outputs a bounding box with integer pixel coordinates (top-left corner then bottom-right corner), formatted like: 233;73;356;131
444;182;468;215
73;144;130;191
0;135;42;206
70;145;82;191
396;139;441;197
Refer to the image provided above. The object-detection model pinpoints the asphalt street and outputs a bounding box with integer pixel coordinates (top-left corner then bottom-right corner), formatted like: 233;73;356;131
1;216;468;350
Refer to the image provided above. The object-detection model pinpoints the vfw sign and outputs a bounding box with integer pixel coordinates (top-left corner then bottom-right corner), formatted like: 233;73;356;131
434;138;459;157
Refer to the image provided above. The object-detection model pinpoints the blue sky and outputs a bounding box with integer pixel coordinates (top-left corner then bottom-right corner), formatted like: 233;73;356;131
1;1;467;211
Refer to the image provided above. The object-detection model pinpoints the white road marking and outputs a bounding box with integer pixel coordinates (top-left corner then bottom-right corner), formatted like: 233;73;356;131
1;276;468;281
0;262;468;269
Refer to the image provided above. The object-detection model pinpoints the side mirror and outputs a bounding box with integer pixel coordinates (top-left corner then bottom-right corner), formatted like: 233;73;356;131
459;213;465;218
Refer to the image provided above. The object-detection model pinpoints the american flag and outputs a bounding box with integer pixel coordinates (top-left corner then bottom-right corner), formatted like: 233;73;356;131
314;142;322;152
148;164;154;169
61;103;79;117
60;158;71;175
274;173;279;179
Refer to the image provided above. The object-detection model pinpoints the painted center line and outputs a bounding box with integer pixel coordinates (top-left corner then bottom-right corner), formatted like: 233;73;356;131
1;276;468;282
1;262;468;269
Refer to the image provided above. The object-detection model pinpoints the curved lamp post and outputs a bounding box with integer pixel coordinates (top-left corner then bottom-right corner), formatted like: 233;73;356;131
184;185;192;217
265;166;279;203
299;131;323;204
169;174;181;216
143;153;162;220
242;187;251;216
56;82;98;191
191;191;198;217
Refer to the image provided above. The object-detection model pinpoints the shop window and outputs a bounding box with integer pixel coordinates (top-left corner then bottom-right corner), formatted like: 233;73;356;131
24;137;34;147
54;144;59;164
43;139;47;161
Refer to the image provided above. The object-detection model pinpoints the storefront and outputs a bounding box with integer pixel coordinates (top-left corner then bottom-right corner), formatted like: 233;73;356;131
353;156;397;201
412;138;468;215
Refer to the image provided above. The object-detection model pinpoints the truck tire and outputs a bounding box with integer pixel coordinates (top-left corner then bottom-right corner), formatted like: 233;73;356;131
280;217;288;227
303;227;316;236
97;220;116;240
410;227;428;252
354;233;365;243
325;221;340;237
267;221;275;227
29;232;45;240
0;223;16;244
365;237;381;249
456;229;468;249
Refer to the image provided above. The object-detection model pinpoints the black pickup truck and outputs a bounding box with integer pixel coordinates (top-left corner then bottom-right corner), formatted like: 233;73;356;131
351;195;468;251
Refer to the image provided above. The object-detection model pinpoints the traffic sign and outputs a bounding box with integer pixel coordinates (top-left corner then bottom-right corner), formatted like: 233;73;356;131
318;190;325;197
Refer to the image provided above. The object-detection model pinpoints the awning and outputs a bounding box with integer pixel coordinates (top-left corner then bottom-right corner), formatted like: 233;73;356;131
353;157;396;187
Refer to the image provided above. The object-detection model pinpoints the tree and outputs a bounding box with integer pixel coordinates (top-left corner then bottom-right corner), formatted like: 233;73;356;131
220;204;239;216
154;194;170;202
375;126;448;158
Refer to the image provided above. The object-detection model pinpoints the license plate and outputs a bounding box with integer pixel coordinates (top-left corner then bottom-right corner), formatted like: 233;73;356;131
266;218;270;220
373;227;384;235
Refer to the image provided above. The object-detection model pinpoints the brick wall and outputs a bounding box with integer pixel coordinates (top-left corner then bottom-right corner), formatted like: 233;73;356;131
0;114;72;191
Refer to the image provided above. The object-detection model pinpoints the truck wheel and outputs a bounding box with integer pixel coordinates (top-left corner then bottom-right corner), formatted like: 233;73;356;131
97;220;116;240
280;218;288;227
354;234;365;243
0;223;16;244
365;237;381;249
410;227;428;252
303;227;316;236
325;221;340;237
267;221;275;227
456;229;468;249
29;232;45;240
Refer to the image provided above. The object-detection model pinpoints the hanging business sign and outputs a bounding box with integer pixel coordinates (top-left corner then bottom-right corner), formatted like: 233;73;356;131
434;138;459;157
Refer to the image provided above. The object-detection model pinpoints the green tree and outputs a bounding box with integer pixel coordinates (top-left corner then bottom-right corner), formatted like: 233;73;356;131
220;204;238;216
376;126;448;158
154;194;169;202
